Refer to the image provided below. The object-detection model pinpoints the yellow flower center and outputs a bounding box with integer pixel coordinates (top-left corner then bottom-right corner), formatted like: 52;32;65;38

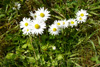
34;15;37;18
25;23;28;26
40;13;45;17
53;28;57;31
27;29;29;32
80;13;84;17
63;22;65;25
71;21;74;24
79;17;82;20
35;24;40;29
57;22;60;25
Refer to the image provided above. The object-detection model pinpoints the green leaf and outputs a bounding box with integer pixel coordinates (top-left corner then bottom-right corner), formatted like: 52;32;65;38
28;57;35;63
35;54;40;60
71;60;82;67
90;6;100;10
47;61;51;66
0;14;6;18
97;36;100;46
20;55;26;60
22;44;28;48
5;53;14;59
27;44;33;50
57;54;63;60
91;56;100;64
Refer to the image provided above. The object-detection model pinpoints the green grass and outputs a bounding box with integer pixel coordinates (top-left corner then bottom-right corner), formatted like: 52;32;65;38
0;0;100;67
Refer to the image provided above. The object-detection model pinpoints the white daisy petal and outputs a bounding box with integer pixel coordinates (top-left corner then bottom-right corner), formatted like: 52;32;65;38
22;27;31;35
20;17;32;29
52;46;56;50
76;16;87;23
54;20;63;28
35;7;50;21
29;11;37;19
31;20;46;35
60;19;69;29
13;2;21;10
68;19;78;27
76;9;88;17
48;24;60;35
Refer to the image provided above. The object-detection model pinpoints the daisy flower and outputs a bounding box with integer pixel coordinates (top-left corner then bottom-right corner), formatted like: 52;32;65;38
36;7;50;21
29;11;37;19
22;27;32;35
48;24;60;35
20;17;32;29
60;19;69;29
54;20;63;28
52;46;56;50
76;9;88;17
13;2;21;10
76;16;87;23
68;19;78;27
31;20;46;35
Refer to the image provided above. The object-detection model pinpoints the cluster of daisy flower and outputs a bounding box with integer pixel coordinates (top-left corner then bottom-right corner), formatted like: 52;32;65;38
20;7;50;35
48;9;88;35
19;7;88;36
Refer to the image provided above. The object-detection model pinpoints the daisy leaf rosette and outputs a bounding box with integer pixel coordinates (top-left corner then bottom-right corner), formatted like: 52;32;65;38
35;7;50;21
20;17;32;29
31;20;46;35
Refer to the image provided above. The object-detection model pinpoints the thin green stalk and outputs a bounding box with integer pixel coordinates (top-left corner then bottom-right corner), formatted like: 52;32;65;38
29;35;37;63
